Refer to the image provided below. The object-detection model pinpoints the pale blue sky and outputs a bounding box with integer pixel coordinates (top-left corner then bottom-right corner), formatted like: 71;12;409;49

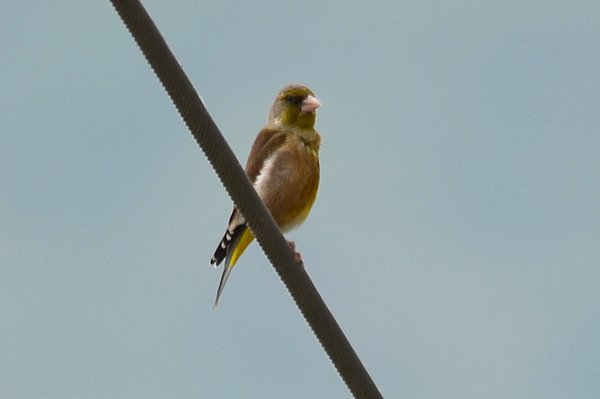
2;1;600;398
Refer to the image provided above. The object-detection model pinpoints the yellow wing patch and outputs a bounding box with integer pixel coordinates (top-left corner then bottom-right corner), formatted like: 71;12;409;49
228;227;255;268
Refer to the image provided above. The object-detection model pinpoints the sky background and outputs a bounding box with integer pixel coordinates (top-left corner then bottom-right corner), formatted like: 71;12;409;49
2;1;600;398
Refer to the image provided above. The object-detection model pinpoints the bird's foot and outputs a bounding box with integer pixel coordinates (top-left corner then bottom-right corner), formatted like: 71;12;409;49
287;241;304;264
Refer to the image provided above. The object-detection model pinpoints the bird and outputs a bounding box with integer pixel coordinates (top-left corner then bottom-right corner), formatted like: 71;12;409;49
210;84;322;307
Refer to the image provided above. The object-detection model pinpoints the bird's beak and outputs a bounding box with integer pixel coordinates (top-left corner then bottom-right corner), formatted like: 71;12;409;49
301;95;321;113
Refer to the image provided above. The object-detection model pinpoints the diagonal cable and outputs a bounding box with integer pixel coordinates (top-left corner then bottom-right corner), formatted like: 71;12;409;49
109;1;383;398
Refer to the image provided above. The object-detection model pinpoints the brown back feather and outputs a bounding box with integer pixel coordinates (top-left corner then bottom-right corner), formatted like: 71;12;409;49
245;127;288;182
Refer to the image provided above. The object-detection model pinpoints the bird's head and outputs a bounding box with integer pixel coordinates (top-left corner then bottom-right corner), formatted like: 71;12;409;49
268;84;321;129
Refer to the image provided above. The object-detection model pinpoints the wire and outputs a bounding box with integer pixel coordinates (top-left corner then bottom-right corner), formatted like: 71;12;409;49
109;1;384;397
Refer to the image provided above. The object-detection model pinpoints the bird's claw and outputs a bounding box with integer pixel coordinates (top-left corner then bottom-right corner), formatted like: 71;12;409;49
287;241;304;265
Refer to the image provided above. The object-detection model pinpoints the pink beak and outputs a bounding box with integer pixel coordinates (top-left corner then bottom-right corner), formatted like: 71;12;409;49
301;95;321;113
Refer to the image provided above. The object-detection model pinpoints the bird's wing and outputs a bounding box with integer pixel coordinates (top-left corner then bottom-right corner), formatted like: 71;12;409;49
245;127;288;182
210;127;287;266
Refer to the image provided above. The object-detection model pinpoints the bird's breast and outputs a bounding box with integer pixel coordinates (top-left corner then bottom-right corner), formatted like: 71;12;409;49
254;135;320;231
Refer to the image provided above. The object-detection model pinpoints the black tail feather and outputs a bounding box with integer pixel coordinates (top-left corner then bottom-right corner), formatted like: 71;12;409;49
210;224;246;266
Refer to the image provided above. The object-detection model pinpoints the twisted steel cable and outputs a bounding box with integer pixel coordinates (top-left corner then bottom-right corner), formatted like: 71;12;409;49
109;1;383;397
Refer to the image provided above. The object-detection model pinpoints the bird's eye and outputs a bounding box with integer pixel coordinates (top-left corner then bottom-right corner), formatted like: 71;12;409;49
285;95;303;105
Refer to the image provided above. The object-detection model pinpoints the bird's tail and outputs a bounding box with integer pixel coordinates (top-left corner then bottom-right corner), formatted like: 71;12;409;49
211;224;243;266
213;227;254;307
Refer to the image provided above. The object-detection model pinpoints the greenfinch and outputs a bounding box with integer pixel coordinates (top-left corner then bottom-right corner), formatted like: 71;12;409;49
210;84;322;306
